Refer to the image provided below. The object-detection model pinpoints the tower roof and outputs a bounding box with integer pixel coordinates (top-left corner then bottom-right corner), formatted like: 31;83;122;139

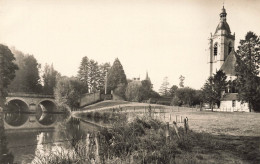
215;21;231;34
220;49;237;76
215;6;231;34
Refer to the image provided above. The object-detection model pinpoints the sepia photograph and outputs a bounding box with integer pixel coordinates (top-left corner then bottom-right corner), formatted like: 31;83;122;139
0;0;260;163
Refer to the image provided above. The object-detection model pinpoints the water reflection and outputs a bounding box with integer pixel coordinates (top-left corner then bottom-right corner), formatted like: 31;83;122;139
2;113;100;164
0;114;14;164
4;112;29;126
36;112;57;126
4;112;58;128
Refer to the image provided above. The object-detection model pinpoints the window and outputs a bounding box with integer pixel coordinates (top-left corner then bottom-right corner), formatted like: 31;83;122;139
214;43;218;60
232;100;236;107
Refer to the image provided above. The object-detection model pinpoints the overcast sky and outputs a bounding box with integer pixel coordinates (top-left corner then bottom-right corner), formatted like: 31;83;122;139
1;0;260;91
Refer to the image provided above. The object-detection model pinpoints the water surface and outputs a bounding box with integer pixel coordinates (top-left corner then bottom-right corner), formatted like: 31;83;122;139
1;112;100;164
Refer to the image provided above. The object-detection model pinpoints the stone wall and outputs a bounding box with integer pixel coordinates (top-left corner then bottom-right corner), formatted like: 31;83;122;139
79;91;101;107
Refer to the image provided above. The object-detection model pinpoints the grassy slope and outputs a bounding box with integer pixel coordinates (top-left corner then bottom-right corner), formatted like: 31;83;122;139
74;100;164;113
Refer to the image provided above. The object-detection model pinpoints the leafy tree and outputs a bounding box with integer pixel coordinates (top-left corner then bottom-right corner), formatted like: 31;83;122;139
235;31;260;112
173;87;197;106
42;63;60;95
125;81;143;102
78;56;89;93
107;58;127;97
202;70;227;110
0;45;17;164
8;48;42;93
54;76;85;109
141;79;153;100
179;75;185;88
149;90;161;99
159;76;170;96
169;85;178;97
0;44;18;108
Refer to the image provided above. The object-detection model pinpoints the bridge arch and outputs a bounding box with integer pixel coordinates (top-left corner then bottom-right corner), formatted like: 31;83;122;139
5;98;30;112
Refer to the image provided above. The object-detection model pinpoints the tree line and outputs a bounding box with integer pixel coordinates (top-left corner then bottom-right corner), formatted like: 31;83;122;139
1;31;259;111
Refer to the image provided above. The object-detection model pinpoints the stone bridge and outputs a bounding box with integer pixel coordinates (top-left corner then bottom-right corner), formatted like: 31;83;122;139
5;93;58;113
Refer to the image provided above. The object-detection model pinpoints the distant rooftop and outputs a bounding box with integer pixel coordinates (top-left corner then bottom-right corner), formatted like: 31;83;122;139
221;93;238;101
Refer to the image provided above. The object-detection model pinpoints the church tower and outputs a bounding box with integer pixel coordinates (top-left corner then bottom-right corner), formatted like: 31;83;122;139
209;6;235;76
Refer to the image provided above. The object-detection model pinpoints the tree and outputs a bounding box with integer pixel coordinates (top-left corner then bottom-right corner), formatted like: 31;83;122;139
141;79;153;100
98;62;111;93
125;81;143;102
78;57;111;94
169;85;178;97
0;44;18;108
159;76;170;96
0;45;17;163
88;59;100;92
179;75;185;88
78;56;90;93
235;31;260;112
8;48;42;93
54;76;85;109
173;87;197;107
202;70;227;110
42;64;60;95
107;58;127;97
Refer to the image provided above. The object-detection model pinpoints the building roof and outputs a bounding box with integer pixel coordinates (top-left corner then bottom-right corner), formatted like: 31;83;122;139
220;49;237;76
215;21;231;34
221;93;238;101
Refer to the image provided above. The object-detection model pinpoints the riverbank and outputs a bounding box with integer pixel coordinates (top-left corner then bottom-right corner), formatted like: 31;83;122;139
73;100;260;136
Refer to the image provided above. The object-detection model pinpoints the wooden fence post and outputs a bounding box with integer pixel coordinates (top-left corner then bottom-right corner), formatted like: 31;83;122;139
165;122;170;143
172;121;180;139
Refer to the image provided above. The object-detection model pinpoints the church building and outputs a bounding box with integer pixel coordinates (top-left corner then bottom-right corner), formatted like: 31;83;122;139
208;6;249;112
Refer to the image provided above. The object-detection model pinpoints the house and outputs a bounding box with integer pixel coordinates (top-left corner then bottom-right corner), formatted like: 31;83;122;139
217;93;249;112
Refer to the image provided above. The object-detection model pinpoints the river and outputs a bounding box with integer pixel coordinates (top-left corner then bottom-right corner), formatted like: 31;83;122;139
0;112;101;164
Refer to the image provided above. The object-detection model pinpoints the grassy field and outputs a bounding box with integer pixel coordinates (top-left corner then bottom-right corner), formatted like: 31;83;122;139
73;100;260;163
174;109;260;137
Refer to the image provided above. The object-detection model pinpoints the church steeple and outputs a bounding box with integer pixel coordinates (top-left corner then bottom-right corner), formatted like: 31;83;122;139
145;71;151;82
209;6;235;77
220;6;227;22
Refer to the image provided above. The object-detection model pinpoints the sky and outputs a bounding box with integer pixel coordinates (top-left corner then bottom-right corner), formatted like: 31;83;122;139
0;0;260;91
